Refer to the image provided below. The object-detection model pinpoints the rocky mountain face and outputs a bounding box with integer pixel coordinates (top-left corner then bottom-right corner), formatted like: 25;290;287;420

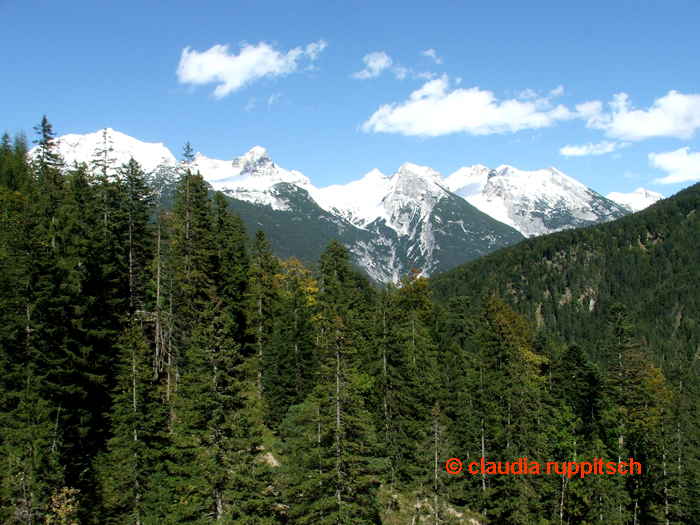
37;128;652;283
444;164;630;237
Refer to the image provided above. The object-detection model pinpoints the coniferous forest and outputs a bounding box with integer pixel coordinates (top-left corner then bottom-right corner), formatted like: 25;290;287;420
2;118;700;524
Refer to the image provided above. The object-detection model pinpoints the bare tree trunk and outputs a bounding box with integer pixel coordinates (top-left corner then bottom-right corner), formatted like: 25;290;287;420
154;222;162;377
336;337;342;508
128;217;134;311
25;300;30;354
257;292;263;398
433;409;439;525
132;346;141;525
481;418;486;493
382;304;389;438
677;377;683;512
559;475;568;525
663;415;669;525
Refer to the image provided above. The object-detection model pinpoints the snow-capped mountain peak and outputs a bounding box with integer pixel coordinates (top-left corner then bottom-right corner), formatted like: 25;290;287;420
389;163;448;216
445;164;628;237
363;168;389;181
606;188;664;213
49;128;178;173
310;162;450;234
193;146;310;193
231;146;274;175
396;162;445;184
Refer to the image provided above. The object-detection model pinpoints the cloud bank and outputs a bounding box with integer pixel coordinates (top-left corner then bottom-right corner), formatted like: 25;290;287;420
360;76;572;137
578;91;700;141
650;148;700;185
353;52;393;79
177;40;327;98
559;140;630;157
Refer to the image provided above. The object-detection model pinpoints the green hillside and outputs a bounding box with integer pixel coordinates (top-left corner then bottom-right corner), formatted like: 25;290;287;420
431;181;700;367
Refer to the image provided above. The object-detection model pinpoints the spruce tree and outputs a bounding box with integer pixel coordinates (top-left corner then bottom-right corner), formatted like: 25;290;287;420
95;320;167;525
263;257;318;429
470;295;556;523
245;229;280;399
115;157;154;313
211;191;249;343
281;240;381;524
0;131;31;192
598;304;670;523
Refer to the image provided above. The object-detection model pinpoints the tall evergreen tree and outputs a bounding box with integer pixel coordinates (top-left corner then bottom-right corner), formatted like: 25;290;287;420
281;240;381;524
95;320;167;525
211;192;249;343
32;116;65;251
470;295;557;523
245;229;280;399
0;131;31;193
263;257;318;429
598;304;670;523
115;157;154;313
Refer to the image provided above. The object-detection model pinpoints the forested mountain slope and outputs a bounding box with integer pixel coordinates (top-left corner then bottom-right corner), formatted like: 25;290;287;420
3;119;700;524
431;181;700;366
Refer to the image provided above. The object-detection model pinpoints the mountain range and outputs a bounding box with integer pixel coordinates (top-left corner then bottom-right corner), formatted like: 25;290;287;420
44;128;663;282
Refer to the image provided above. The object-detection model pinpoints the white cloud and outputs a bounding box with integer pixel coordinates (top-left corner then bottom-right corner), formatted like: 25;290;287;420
577;91;700;141
245;92;282;111
421;49;443;64
393;66;408;80
177;40;326;98
650;147;700;184
549;85;564;97
519;88;538;100
304;41;327;60
414;71;436;80
360;76;573;137
559;140;630;157
353;52;393;79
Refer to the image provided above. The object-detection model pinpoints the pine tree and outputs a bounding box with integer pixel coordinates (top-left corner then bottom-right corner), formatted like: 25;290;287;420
95;320;167;525
598;304;670;523
115;157;154;313
90;128;118;231
281;240;381;524
164;297;277;524
245;229;280;399
263;257;318;428
211;192;249;343
0;366;64;524
374;269;439;492
0;131;32;192
470;295;556;523
165;146;215;414
170;147;215;333
32;116;65;251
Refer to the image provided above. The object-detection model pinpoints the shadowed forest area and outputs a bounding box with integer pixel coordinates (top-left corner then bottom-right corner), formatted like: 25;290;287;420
1;118;699;524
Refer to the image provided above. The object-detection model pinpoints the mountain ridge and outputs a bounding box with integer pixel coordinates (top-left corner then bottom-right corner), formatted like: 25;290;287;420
33;127;658;282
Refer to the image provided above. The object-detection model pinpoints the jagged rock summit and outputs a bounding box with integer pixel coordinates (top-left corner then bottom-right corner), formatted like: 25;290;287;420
309;162;448;234
445;164;629;237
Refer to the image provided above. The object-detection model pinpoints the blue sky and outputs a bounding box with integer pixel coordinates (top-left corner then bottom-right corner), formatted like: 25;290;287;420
2;0;700;196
